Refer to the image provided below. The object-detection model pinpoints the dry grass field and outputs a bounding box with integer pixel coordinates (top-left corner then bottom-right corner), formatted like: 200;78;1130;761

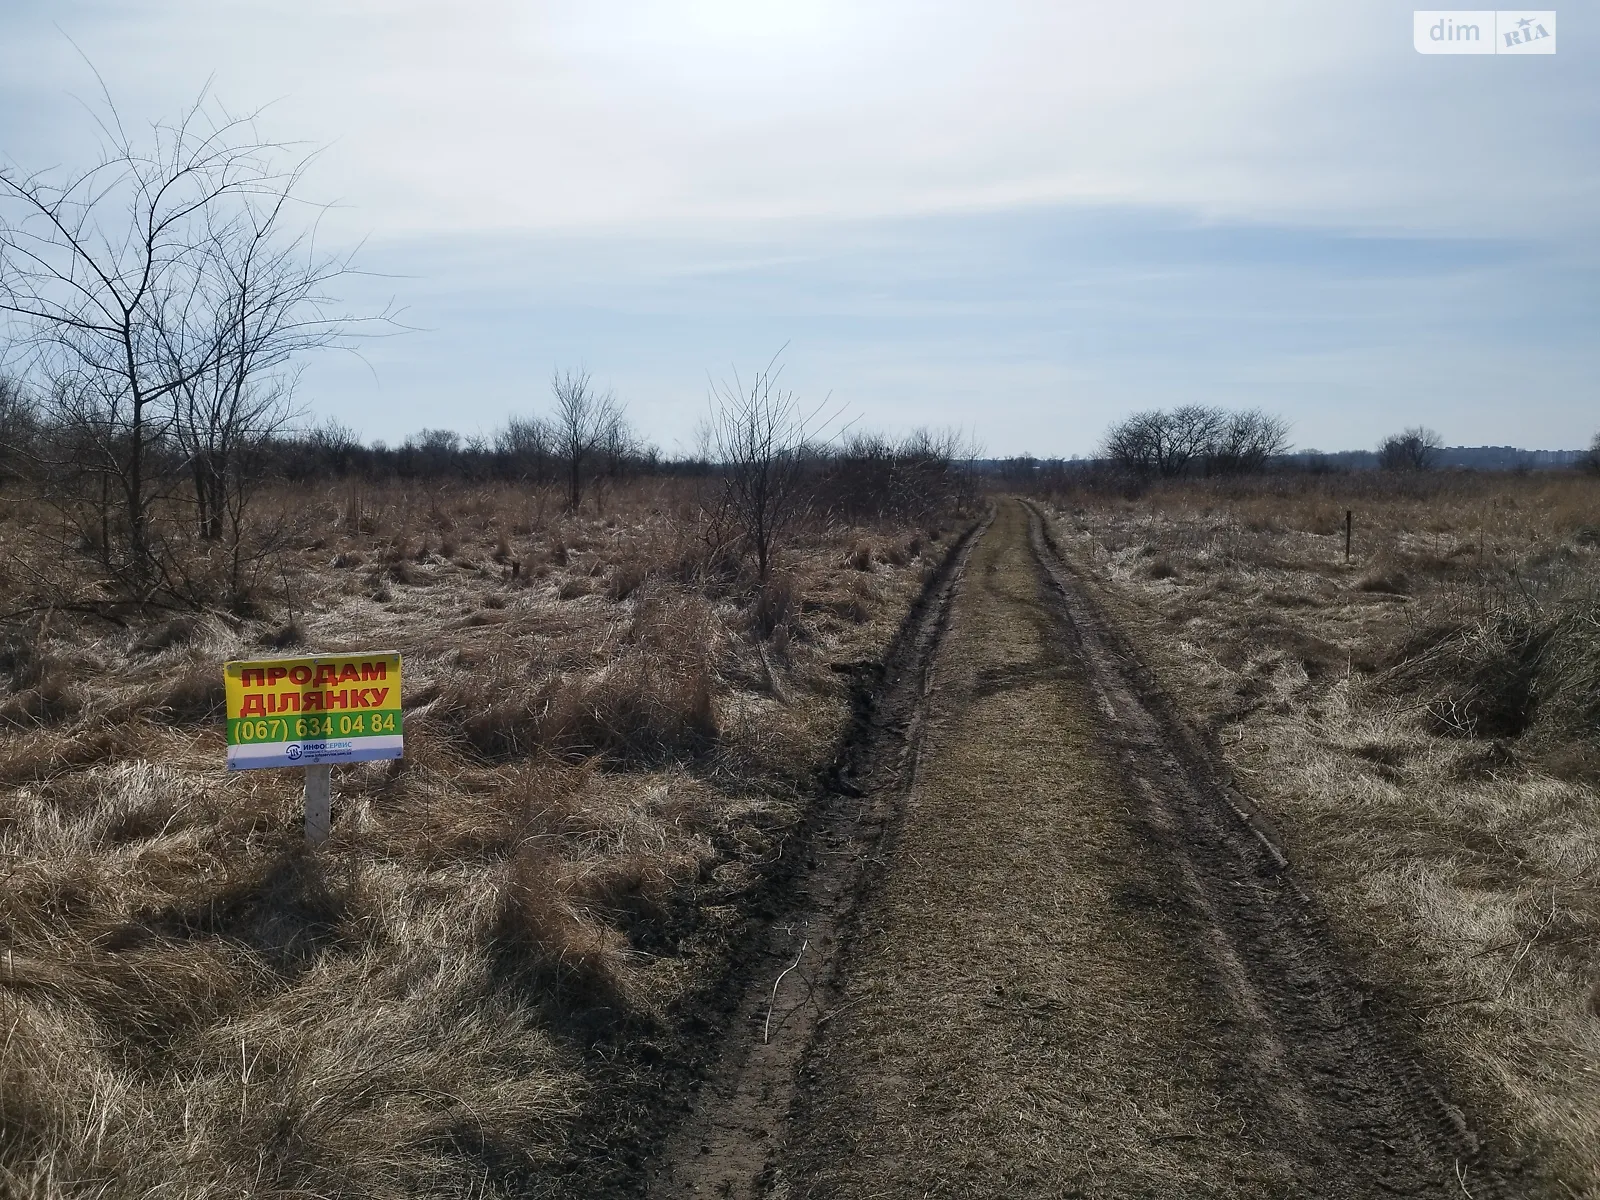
0;476;958;1198
1037;471;1600;1197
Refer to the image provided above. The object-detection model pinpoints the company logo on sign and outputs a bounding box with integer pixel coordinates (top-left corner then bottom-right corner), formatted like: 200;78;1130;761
1414;11;1555;53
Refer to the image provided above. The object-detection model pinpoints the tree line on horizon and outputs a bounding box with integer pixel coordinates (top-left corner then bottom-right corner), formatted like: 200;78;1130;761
2;90;1591;617
0;93;981;612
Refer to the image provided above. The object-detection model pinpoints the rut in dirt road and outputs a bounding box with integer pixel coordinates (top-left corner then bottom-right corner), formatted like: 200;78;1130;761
658;501;1501;1199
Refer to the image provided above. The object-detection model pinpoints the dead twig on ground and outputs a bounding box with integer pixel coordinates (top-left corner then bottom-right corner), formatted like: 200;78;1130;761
763;939;808;1044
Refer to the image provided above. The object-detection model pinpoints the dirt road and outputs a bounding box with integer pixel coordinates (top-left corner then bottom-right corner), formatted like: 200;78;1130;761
651;501;1500;1198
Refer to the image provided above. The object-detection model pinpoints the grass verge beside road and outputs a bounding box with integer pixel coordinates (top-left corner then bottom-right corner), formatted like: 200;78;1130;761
1039;473;1600;1197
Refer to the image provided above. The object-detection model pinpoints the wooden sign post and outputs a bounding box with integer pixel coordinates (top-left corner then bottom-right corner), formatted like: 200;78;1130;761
222;652;403;846
304;765;333;845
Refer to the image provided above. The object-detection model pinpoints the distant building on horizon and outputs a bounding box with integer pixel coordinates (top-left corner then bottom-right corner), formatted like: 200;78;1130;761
973;445;1588;474
1286;446;1584;471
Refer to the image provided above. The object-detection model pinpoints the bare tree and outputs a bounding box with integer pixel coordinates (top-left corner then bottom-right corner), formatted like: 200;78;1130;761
302;418;362;477
1208;409;1292;476
1103;405;1290;479
0;86;375;598
404;429;462;474
1102;405;1236;478
1166;405;1231;475
1104;409;1184;478
164;170;352;547
495;414;551;482
1101;409;1165;478
1378;426;1443;472
550;368;623;511
708;357;835;580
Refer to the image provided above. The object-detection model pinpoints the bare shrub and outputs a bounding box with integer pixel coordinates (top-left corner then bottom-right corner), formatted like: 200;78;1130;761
0;89;381;604
1380;584;1600;745
819;428;980;525
1378;426;1443;472
707;353;837;580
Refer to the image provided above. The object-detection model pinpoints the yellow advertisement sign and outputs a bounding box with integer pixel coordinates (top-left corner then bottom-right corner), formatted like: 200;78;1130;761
222;652;402;770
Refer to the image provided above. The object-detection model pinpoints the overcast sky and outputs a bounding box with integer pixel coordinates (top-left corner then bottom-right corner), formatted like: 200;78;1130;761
1;1;1595;455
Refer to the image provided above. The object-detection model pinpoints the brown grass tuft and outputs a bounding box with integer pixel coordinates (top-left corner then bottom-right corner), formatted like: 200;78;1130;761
495;844;631;1009
607;558;649;601
1356;567;1410;594
0;679;80;727
259;618;304;649
153;660;227;724
132;615;202;654
751;571;801;639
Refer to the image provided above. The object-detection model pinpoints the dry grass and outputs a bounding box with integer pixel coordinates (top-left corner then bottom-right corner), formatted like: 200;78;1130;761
1038;471;1600;1196
0;477;957;1198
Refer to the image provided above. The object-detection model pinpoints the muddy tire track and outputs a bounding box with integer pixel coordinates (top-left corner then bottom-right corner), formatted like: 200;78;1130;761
1021;499;1509;1198
645;509;992;1198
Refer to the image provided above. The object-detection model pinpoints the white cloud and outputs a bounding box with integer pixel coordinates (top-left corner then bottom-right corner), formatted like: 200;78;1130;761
3;0;1594;241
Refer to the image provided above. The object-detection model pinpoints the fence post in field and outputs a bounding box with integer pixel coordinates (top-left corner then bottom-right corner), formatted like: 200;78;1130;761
1345;510;1353;563
305;765;332;846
